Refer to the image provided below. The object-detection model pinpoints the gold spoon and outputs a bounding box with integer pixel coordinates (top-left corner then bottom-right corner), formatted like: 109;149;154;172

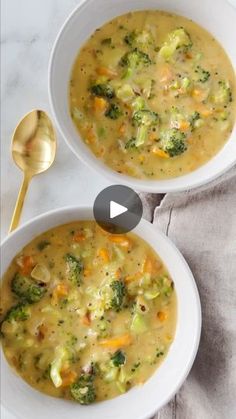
9;110;57;233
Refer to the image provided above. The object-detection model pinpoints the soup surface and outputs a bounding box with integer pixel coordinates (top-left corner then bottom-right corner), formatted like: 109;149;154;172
69;10;236;180
0;221;176;404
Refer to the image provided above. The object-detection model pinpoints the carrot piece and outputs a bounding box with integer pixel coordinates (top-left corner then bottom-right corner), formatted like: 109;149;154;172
108;235;131;248
115;268;122;279
52;284;68;300
98;248;110;263
179;121;190;131
20;256;35;275
99;334;132;349
119;123;127;136
152;146;169;158
96;67;118;78
93;96;107;114
157;311;168;322
73;232;86;242
185;52;192;59
192;89;208;102
200;108;213;117
81;312;91;326
61;370;77;387
84;268;91;278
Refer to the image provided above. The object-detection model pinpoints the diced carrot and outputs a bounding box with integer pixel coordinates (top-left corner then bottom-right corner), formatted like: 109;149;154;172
152;146;169;158
96;67;118;78
98;248;110;263
200;108;213;117
73;232;86;242
52;283;68;300
61;370;77;387
192;89;208;102
81;312;91;326
179;121;190;131
108;235;132;248
19;256;35;275
157;311;168;322
185;52;192;59
93;96;107;114
119;123;127;136
192;88;201;98
115;268;122;279
99;334;132;349
84;268;91;278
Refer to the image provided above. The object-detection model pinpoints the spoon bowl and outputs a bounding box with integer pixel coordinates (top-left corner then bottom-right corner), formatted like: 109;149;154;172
9;110;56;232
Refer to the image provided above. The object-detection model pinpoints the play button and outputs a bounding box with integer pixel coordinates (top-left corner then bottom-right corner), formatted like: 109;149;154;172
110;201;128;219
93;185;143;234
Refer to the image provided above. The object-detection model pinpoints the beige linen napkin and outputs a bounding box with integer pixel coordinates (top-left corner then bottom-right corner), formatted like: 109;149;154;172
149;166;236;419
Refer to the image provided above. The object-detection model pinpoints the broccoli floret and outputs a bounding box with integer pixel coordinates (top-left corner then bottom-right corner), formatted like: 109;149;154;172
120;48;151;68
132;109;159;127
90;83;115;99
101;38;112;46
160;128;187;157
116;84;135;102
189;111;202;130
212;80;232;105
120;48;151;78
65;254;83;286
159;27;192;61
131;96;146;111
70;373;96;405
11;273;46;303
124;31;137;47
125;137;137;149
194;66;210;83
124;30;153;50
105;103;123;119
111;350;126;367
132;109;159;146
110;280;126;312
3;303;30;323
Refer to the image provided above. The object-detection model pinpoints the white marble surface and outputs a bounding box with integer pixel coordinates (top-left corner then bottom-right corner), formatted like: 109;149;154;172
1;0;111;243
1;1;110;417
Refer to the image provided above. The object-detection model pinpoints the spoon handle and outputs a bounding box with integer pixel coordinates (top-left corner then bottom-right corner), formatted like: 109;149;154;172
9;173;32;233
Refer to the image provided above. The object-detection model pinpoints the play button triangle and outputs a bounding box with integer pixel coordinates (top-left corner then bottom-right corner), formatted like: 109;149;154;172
110;201;128;219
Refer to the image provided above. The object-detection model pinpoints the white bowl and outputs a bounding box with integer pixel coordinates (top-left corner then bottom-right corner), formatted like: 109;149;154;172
1;206;201;419
49;0;236;193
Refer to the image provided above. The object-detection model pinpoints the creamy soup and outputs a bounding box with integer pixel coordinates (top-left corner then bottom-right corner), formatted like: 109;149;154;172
69;10;236;180
0;221;176;404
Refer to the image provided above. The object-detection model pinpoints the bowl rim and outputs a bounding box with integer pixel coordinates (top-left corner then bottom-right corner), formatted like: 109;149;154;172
1;205;202;419
48;0;236;193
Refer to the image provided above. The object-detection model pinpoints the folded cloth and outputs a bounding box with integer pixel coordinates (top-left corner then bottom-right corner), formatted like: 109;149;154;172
151;166;236;419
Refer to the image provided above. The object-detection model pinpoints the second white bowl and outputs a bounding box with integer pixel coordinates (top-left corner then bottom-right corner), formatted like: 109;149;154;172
1;206;201;419
49;0;236;193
